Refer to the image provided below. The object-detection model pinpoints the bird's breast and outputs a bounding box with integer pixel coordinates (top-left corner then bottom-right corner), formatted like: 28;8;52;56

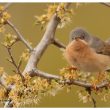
64;43;110;73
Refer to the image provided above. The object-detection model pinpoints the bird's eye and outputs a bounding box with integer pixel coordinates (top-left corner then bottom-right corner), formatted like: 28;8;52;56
71;37;74;40
81;35;85;39
72;37;74;40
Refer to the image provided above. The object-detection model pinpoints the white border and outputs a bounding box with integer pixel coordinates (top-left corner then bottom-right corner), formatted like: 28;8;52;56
0;0;110;109
0;108;110;109
0;0;110;3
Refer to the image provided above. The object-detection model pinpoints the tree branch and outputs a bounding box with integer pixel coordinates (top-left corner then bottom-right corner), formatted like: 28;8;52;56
0;73;14;91
23;3;70;76
28;68;109;89
6;47;25;81
0;3;33;52
23;14;60;75
29;68;60;80
53;38;66;49
0;3;12;16
6;20;33;52
3;3;12;11
86;88;96;108
4;99;13;108
100;2;110;7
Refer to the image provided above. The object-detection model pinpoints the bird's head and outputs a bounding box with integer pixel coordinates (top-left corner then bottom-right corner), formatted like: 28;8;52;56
69;27;91;43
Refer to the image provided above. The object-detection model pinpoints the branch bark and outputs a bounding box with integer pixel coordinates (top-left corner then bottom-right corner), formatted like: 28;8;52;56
0;73;14;91
23;3;71;76
27;68;109;89
23;14;60;75
53;38;66;49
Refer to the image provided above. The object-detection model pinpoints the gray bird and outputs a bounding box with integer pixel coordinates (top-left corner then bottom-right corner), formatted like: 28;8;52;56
69;27;110;56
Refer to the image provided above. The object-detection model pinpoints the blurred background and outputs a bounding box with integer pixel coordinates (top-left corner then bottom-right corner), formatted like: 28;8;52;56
0;3;110;107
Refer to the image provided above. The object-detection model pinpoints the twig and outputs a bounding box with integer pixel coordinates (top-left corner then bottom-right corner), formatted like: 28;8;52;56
28;68;109;89
91;97;96;108
3;3;12;11
0;73;14;91
0;3;12;16
100;2;110;8
17;58;22;70
4;99;13;108
53;38;66;49
29;68;60;80
7;47;24;81
86;88;96;108
6;20;33;52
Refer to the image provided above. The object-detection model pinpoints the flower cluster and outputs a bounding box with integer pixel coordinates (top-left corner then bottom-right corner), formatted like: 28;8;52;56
35;3;73;29
2;33;17;48
21;49;30;61
3;73;62;107
0;5;11;33
60;66;110;104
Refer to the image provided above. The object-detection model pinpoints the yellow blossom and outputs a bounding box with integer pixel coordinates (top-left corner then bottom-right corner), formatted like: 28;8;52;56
21;49;30;61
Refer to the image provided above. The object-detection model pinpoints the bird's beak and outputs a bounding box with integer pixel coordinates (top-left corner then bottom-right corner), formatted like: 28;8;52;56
74;37;80;41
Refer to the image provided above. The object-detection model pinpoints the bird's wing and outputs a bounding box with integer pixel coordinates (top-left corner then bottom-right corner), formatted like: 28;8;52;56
90;35;106;54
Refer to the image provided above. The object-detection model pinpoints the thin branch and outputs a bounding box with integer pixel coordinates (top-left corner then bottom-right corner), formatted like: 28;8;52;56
86;88;96;108
0;3;12;16
91;96;96;108
29;68;60;80
0;3;33;52
100;2;110;8
0;73;14;91
3;3;12;11
28;68;109;89
53;38;66;49
6;20;33;52
7;47;25;81
4;99;13;108
17;58;22;70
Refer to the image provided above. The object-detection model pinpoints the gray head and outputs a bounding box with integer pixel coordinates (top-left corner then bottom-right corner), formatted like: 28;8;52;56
70;27;106;54
69;28;91;43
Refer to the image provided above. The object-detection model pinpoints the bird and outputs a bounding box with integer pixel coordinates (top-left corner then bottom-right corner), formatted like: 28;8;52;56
63;38;110;73
69;27;110;56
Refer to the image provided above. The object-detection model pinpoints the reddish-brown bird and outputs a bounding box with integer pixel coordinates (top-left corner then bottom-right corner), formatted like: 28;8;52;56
64;38;110;73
